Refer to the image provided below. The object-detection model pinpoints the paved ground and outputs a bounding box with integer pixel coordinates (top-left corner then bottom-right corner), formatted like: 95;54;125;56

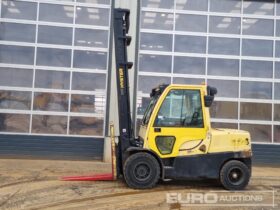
0;159;279;210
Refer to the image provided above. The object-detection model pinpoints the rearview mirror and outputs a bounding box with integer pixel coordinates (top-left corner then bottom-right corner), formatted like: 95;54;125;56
204;95;214;107
204;86;217;107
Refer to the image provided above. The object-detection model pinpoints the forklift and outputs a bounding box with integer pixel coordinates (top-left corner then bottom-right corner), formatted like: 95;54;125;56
64;8;252;190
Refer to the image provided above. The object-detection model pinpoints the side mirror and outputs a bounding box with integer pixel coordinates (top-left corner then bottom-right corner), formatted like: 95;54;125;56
204;86;217;107
204;95;214;107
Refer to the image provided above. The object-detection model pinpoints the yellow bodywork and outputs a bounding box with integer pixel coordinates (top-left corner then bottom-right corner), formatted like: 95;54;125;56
139;84;252;159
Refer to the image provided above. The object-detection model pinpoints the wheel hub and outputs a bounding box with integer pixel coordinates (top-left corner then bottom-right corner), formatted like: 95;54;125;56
228;167;244;185
232;172;238;179
134;163;151;181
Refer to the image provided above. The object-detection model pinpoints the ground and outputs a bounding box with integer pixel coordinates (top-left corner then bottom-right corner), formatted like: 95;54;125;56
0;159;279;210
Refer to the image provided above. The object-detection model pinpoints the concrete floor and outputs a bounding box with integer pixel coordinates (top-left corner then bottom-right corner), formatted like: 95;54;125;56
0;159;279;210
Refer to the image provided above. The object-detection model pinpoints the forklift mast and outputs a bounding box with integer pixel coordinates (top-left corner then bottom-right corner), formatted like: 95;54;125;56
113;8;136;171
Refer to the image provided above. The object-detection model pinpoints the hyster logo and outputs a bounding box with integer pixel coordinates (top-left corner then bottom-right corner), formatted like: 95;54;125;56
119;68;124;89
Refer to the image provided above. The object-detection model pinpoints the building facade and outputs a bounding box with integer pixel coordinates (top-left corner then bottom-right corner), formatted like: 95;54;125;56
0;0;279;162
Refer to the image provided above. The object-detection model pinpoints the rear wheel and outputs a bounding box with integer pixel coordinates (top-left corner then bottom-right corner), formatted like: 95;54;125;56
220;160;250;190
123;152;160;189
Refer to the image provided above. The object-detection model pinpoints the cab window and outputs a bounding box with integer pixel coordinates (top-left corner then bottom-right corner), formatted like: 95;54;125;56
154;89;203;128
142;96;158;125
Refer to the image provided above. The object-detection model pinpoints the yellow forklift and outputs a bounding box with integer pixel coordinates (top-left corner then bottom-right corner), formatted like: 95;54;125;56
64;8;252;191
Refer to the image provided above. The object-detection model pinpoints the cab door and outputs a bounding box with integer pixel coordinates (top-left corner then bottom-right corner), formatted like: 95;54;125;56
147;88;210;158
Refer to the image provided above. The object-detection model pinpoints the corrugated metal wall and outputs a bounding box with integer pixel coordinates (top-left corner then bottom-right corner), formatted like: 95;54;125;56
0;135;103;160
252;144;280;165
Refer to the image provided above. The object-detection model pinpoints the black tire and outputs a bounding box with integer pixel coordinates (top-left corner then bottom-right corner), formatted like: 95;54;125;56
123;152;160;189
220;160;250;191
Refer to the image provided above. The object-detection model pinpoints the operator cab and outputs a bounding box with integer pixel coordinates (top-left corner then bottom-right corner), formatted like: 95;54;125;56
139;84;217;157
141;84;216;128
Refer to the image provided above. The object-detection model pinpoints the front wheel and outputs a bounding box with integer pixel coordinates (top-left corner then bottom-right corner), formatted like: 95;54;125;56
220;160;250;190
123;152;160;189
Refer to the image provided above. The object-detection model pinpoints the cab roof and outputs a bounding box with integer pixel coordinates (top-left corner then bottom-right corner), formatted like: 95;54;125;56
150;83;207;97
